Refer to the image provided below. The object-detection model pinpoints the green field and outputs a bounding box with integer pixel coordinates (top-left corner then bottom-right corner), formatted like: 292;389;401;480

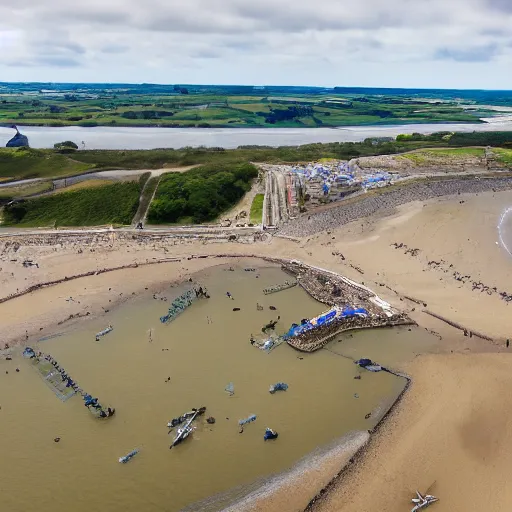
2;182;141;227
249;194;264;224
0;82;498;129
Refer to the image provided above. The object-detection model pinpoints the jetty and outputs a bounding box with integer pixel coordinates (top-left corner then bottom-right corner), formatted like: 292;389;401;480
263;280;297;295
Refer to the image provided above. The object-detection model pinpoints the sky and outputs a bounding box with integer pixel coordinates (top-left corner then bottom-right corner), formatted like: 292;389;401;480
1;0;511;89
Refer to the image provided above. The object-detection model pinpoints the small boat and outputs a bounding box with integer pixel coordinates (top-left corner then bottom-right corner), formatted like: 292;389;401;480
119;449;139;464
264;428;278;441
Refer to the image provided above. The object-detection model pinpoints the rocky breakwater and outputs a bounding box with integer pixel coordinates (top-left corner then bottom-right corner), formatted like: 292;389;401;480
281;261;413;352
5;125;29;148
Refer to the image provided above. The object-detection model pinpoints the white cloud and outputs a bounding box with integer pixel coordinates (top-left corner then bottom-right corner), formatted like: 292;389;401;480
0;0;511;87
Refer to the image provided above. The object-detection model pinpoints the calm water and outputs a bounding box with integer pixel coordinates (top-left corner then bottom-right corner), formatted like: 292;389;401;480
2;121;512;150
0;265;436;512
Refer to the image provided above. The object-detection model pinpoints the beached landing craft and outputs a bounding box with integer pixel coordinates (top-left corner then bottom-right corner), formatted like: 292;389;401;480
411;490;438;511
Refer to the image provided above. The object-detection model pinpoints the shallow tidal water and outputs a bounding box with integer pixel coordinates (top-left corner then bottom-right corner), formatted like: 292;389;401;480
0;264;435;512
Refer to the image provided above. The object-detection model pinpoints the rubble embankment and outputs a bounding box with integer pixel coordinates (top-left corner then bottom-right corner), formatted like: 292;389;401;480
278;176;512;238
281;261;413;352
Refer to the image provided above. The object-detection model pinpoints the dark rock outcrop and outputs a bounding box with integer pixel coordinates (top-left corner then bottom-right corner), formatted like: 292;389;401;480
6;126;29;148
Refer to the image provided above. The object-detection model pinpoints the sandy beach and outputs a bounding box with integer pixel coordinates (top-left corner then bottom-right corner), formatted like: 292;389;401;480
2;187;512;511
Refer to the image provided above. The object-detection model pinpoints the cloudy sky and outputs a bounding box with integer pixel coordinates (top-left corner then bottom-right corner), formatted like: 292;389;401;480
1;0;511;88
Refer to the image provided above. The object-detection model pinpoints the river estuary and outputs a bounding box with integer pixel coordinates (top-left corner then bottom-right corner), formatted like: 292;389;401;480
2;119;512;150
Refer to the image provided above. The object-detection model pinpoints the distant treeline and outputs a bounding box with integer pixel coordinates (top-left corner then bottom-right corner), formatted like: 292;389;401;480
148;162;258;224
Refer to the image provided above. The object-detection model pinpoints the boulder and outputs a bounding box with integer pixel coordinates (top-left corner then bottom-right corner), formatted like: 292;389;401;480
6;126;29;148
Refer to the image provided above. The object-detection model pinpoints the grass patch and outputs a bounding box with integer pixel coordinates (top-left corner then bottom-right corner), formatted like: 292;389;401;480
3;182;141;227
0;148;94;180
0;181;53;199
249;194;264;224
401;147;485;165
52;179;114;194
494;148;512;167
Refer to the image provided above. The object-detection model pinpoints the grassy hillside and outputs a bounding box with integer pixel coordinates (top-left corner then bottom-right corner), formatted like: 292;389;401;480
0;148;93;180
2;182;141;227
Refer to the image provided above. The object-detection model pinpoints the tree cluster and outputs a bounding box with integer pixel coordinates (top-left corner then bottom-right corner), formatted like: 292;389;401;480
148;162;258;224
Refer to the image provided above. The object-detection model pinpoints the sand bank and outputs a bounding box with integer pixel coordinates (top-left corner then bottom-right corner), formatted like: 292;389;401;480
310;352;512;512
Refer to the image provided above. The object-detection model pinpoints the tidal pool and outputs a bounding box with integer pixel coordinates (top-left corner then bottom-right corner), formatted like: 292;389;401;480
0;264;430;511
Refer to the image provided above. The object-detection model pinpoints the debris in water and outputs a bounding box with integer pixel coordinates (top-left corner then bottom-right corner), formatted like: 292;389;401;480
225;382;234;396
119;449;139;464
239;414;257;426
264;428;279;441
233;307;241;312
54;437;61;443
206;417;216;424
269;382;288;394
95;325;113;341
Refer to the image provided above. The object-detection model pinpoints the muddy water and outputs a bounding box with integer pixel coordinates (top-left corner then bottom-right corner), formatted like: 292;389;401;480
0;265;425;512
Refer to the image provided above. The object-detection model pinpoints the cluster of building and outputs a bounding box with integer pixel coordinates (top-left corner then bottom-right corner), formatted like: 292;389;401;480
287;160;395;206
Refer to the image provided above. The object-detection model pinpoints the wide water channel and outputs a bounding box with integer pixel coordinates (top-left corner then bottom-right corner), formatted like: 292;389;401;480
0;264;437;511
2;119;512;150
